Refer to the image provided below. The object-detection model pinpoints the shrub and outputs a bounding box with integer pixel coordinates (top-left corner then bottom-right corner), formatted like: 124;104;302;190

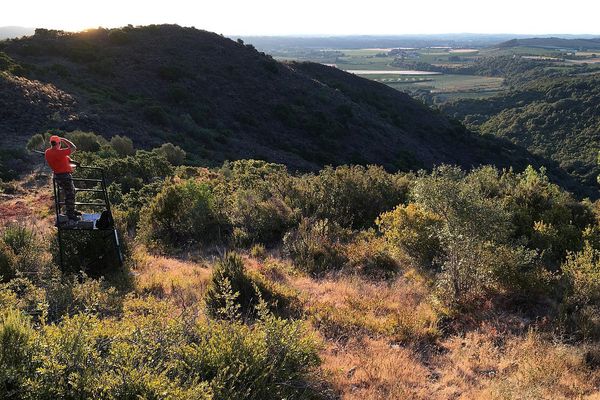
250;244;267;260
0;297;320;398
0;278;47;320
26;133;45;152
283;219;348;276
0;242;17;282
412;166;513;304
153;142;186;165
1;223;49;281
505;166;593;267
80;150;174;193
64;131;103;152
0;309;36;396
377;203;443;269
110;135;135;156
139;179;226;249
288;165;410;229
228;189;296;246
177;312;320;400
205;252;256;320
205;253;301;320
561;243;600;339
345;232;399;279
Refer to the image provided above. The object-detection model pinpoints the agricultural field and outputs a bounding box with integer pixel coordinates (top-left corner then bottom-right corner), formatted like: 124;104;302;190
277;46;507;100
270;41;600;102
354;72;504;100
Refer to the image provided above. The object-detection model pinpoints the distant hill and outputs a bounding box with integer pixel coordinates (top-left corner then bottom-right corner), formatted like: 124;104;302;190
443;74;600;193
0;26;34;40
497;37;600;50
0;25;585;193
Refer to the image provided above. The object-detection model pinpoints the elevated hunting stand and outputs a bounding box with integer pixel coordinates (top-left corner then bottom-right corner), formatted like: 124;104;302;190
53;166;123;274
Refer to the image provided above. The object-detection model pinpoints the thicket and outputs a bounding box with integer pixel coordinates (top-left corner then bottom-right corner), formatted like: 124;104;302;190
0;296;321;399
0;224;320;399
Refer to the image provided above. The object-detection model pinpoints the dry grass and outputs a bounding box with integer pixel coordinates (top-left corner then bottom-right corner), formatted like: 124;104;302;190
0;171;54;227
321;337;432;400
290;271;439;343
132;247;212;309
318;327;600;399
105;248;600;399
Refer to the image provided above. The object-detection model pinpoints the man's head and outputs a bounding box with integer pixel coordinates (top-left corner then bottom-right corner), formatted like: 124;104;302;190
49;135;61;148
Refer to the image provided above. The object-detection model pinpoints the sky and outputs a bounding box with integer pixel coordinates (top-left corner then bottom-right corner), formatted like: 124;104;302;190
2;0;600;36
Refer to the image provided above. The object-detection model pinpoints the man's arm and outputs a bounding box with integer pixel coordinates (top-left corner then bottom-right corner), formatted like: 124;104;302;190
60;137;77;152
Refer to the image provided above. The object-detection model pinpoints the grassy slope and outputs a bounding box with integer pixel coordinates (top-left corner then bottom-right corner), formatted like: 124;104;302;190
132;236;600;400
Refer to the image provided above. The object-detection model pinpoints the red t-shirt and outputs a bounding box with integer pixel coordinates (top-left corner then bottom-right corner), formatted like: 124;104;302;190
45;147;73;174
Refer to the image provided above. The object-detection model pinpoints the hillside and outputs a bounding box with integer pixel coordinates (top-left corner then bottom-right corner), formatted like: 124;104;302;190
443;74;600;190
498;37;600;50
0;25;579;184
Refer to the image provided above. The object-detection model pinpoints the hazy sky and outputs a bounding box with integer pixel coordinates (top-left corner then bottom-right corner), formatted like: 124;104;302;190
3;0;600;35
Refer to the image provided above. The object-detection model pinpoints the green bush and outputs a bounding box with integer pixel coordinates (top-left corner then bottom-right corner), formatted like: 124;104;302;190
345;232;399;279
288;165;410;229
0;309;36;396
64;131;104;152
412;166;514;304
0;223;49;281
0;242;17;283
0;295;321;399
505;166;593;267
79;150;174;193
377;203;443;270
44;275;123;322
283;219;349;276
205;252;256;320
561;243;600;339
153;142;186;165
110;135;135;156
205;252;301;320
180;314;320;400
228;189;296;246
139;179;227;249
26;134;45;152
250;243;267;260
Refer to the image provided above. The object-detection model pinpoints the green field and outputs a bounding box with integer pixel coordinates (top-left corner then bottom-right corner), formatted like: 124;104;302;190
273;47;508;100
273;44;598;101
358;73;504;99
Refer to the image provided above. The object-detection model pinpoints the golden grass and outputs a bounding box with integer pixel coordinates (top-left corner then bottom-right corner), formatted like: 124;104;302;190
290;272;439;343
125;249;600;399
321;337;431;400
132;247;212;309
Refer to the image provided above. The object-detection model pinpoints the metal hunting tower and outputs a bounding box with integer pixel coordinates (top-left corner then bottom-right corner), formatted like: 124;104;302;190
52;166;123;274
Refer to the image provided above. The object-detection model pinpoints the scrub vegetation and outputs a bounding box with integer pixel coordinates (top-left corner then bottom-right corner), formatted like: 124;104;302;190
3;136;600;398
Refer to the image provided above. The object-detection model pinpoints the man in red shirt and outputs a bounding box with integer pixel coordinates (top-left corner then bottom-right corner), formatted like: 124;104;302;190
45;135;79;222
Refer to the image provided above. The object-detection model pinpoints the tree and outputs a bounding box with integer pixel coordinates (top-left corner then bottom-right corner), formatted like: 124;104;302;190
110;135;135;157
153;143;186;165
26;134;45;152
412;165;512;303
